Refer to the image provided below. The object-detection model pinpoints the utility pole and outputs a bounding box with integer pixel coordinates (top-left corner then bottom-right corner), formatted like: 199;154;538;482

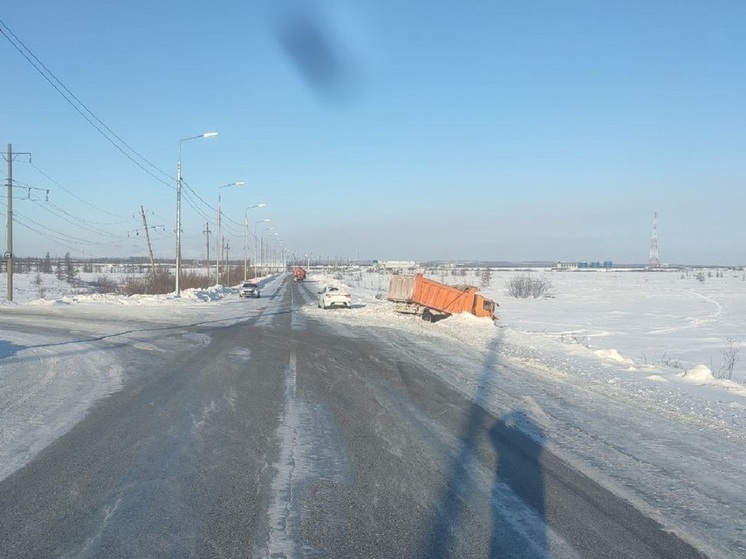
648;211;660;269
6;144;11;301
3;144;31;302
140;205;156;277
203;222;211;280
216;198;221;284
225;239;231;285
243;218;248;281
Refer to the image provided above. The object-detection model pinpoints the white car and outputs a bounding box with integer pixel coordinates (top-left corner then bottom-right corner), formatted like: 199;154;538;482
318;286;351;309
239;281;260;298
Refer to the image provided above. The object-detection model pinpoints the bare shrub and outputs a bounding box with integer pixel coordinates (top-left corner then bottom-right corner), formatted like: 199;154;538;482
33;272;46;299
92;275;119;294
122;270;174;295
216;266;241;287
64;252;77;284
561;332;591;348
121;275;154;296
660;352;685;371
716;337;740;381
480;268;492;288
506;274;553;299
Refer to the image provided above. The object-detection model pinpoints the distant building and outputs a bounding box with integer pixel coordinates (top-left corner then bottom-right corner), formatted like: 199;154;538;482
555;260;613;270
377;260;417;270
555;261;578;270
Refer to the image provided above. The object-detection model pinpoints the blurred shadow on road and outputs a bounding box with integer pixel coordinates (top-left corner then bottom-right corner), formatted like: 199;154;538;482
489;411;548;558
0;339;27;360
1;309;293;366
418;335;549;558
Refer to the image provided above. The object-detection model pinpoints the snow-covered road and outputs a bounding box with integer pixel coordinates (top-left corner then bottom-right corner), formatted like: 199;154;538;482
1;268;744;557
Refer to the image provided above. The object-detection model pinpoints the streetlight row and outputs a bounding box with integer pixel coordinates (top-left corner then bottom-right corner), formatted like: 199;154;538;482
176;132;219;295
176;131;280;294
216;180;245;284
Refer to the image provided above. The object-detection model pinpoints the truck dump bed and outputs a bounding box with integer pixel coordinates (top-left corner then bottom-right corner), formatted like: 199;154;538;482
387;273;496;319
387;274;418;302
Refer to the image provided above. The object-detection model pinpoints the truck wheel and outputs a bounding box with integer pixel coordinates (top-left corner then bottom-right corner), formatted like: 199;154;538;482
422;310;434;323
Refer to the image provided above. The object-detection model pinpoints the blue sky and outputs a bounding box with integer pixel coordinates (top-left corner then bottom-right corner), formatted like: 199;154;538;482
1;0;745;265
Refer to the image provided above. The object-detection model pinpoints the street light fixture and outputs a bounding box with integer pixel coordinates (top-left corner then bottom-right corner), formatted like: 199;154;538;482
244;203;267;280
176;131;219;296
215;181;245;284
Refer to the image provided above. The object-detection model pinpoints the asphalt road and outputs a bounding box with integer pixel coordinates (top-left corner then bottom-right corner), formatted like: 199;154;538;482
0;277;708;558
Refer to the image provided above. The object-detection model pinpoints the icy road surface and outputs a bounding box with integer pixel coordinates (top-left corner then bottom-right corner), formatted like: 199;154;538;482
0;270;743;558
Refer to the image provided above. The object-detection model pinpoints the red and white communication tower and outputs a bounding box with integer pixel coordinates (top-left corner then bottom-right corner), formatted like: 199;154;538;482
648;211;660;268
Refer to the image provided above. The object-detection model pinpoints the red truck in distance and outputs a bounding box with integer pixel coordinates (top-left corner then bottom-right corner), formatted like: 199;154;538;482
293;267;307;281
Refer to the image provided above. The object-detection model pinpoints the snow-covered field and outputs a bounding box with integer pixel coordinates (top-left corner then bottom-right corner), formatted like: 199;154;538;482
1;267;745;557
303;267;746;558
308;267;746;393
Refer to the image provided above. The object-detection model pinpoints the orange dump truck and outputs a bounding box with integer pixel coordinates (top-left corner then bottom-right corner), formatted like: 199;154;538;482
387;273;497;322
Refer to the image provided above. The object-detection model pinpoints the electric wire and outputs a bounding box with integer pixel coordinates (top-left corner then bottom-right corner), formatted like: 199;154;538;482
0;22;248;258
181;179;218;215
14;217;134;257
0;17;175;189
181;189;214;224
14;178;134;229
2;199;121;249
14;219;93;255
13;210;113;246
28;161;134;220
27;198;128;239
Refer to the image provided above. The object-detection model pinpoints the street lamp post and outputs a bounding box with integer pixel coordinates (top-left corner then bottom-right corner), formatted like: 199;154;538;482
262;228;275;273
215;181;245;285
244;204;266;280
254;218;271;278
268;232;280;273
176;131;218;296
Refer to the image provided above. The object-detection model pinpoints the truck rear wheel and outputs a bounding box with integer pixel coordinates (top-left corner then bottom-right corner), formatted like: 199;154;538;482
422;310;434;323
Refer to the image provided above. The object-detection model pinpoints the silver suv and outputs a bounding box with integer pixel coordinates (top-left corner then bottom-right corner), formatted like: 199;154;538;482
239;281;260;298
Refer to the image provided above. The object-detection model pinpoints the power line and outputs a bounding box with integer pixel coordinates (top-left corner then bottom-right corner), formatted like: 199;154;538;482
13;176;133;228
0;18;232;253
28;161;133;220
28;198;129;239
13;217;133;257
181;179;218;215
13;209;111;245
181;188;214;224
2;198;122;247
0;17;175;189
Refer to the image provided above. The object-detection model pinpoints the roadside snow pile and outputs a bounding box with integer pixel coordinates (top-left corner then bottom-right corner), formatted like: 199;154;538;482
0;334;124;481
683;364;715;382
0;271;272;307
42;285;239;306
594;348;634;365
679;365;746;396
